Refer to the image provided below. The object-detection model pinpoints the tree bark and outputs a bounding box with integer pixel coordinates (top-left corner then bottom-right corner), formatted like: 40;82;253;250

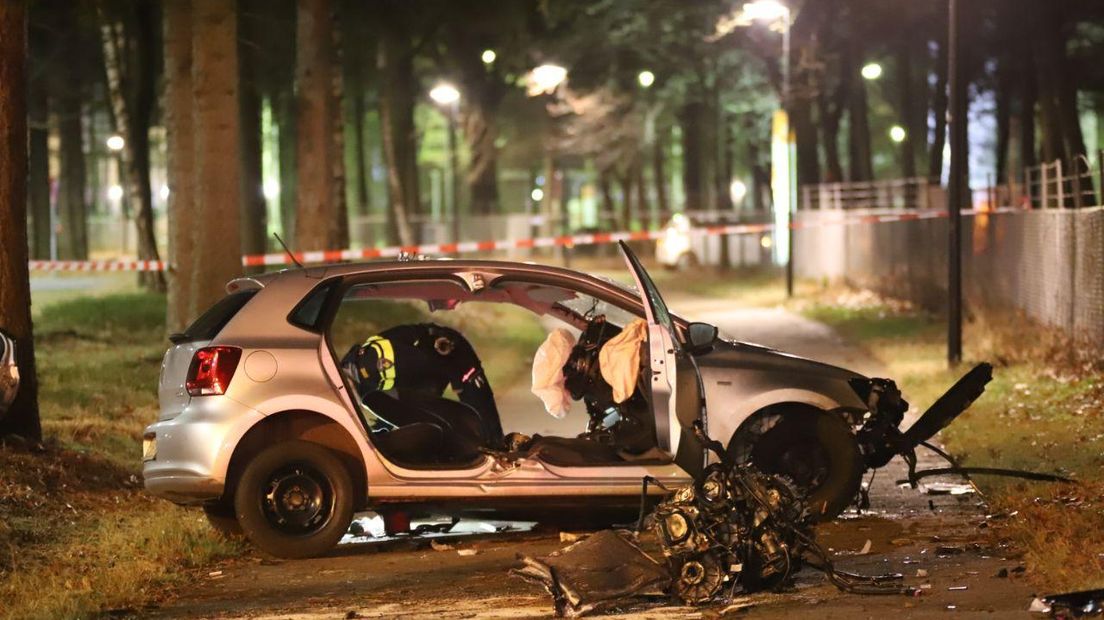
190;0;242;317
679;101;705;210
377;23;417;246
99;3;165;290
0;0;42;441
845;40;872;182
1019;50;1037;170
652;124;669;217
294;0;344;251
27;17;49;260
894;39;917;179
928;24;949;183
57;98;87;260
818;84;845;183
995;56;1012;186
237;0;267;264
164;0;195;333
275;89;298;244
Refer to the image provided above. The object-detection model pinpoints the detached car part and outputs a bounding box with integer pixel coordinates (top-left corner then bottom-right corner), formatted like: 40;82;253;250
0;330;19;420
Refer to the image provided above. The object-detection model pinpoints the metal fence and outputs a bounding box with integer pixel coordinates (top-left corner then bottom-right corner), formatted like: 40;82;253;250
799;177;942;211
794;206;1104;346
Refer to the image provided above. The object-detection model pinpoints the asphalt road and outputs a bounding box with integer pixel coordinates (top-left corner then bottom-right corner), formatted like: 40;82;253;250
151;305;1039;619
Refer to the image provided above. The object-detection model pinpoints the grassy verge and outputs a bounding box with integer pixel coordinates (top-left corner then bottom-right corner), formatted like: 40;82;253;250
797;288;1104;591
1;293;241;619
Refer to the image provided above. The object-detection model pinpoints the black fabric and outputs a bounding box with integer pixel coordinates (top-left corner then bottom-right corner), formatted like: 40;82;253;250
363;391;483;464
371;423;445;465
341;323;503;446
524;435;624;466
406;394;503;450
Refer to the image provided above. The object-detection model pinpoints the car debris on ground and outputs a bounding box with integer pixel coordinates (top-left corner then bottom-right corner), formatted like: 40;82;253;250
1029;588;1104;617
514;423;916;617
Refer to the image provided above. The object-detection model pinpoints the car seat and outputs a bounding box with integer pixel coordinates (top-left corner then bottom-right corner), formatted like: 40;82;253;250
362;392;483;465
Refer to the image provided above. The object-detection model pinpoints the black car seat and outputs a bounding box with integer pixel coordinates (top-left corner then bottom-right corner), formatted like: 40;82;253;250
362;392;483;465
404;394;503;451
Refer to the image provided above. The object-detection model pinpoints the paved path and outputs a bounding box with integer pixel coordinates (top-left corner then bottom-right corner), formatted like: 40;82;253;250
151;306;1037;619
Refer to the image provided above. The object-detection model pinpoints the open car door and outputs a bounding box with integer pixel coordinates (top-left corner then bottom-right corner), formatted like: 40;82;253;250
618;242;706;478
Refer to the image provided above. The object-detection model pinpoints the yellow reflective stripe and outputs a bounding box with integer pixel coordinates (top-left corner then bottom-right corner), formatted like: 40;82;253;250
364;336;396;391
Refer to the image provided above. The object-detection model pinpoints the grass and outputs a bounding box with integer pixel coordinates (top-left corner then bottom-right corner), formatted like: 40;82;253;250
0;292;242;620
796;286;1104;591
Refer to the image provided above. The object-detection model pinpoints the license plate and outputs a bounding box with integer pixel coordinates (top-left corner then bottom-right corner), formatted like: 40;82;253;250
142;435;157;461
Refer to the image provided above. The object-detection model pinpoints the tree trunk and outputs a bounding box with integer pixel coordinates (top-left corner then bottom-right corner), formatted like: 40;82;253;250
461;100;500;215
275;89;298;244
895;39;917;179
350;84;371;217
635;160;650;230
679;101;705;210
57;99;87;260
652;124;669;217
237;1;267;263
329;10;348;249
294;0;344;252
792;95;820;187
164;0;195;333
845;41;873;182
377;25;417;245
995;56;1012;186
99;3;165;290
818;85;845;183
0;0;41;441
928;25;949;183
189;0;242;317
598;167;615;225
1020;52;1037;170
27;63;50;260
618;171;633;230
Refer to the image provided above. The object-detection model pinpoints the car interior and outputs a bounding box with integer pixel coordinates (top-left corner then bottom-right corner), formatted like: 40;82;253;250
327;277;672;471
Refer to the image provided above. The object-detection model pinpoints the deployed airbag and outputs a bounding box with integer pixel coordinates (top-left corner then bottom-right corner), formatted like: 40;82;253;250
599;319;647;403
532;328;577;418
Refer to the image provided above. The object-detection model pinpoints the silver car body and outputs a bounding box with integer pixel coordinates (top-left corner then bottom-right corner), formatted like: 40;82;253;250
143;258;867;511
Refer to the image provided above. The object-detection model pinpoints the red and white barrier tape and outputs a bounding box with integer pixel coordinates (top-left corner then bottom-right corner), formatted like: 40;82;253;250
27;206;1025;272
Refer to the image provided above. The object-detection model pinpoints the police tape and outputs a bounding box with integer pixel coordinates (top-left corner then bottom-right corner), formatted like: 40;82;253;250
27;206;1023;272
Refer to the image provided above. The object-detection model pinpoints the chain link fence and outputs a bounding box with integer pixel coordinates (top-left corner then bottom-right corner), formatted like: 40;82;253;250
795;205;1104;347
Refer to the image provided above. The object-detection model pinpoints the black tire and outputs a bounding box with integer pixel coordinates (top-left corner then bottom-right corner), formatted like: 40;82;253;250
746;411;862;521
203;502;243;538
233;440;354;559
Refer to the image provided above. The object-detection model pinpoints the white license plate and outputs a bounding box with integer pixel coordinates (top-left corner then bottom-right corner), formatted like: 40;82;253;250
142;435;157;461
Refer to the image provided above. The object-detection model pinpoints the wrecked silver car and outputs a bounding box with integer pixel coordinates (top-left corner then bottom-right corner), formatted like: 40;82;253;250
143;242;989;558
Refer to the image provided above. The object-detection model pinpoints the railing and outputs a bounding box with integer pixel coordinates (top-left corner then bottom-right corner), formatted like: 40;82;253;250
799;177;935;210
1024;153;1103;209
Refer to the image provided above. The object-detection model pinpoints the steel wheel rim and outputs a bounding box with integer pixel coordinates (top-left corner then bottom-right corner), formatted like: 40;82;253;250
261;463;334;536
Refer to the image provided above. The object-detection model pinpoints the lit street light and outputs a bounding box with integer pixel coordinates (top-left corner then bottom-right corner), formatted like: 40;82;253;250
742;0;789;22
106;134;125;151
531;188;544;202
861;62;883;80
429;83;462;247
481;49;496;65
637;70;655;88
526;63;567;96
889;125;907;143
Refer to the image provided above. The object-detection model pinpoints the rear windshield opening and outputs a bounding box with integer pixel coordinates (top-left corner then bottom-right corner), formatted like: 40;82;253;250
171;291;258;344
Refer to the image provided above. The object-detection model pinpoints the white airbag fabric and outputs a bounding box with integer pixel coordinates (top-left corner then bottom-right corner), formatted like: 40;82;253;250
599;319;648;403
531;328;577;418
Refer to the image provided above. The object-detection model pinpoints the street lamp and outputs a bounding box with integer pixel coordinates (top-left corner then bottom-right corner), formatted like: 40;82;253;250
889;125;907;143
527;63;567;96
106;134;125;151
481;49;496;65
637;70;655;88
429;83;462;248
861;62;883;80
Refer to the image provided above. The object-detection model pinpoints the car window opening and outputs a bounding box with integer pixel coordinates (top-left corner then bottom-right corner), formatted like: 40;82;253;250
326;278;669;471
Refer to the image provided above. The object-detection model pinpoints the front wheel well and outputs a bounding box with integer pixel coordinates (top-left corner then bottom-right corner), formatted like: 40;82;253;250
725;402;853;463
223;411;367;511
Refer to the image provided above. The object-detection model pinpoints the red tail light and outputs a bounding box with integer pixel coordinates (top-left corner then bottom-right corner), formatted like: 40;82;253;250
186;346;242;396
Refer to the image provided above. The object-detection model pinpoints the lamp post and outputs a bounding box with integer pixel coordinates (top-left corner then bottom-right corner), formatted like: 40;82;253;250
429;83;461;249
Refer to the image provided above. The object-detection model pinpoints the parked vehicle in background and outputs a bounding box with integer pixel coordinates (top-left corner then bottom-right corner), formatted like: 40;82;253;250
655;212;773;270
0;330;18;419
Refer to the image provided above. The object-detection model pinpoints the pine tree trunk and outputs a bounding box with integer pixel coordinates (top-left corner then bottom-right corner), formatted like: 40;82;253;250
164;0;195;333
0;0;41;441
57;100;87;260
928;25;949;183
1020;53;1037;170
680;101;705;210
189;0;242;317
895;39;917;179
294;0;343;251
350;85;371;217
329;10;348;249
377;25;417;246
238;1;267;264
634;160;650;230
27;64;50;260
462;101;500;215
845;41;873;182
275;89;298;244
99;4;165;290
652;125;669;217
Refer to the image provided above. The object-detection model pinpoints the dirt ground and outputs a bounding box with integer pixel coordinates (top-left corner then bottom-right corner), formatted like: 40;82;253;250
148;305;1041;619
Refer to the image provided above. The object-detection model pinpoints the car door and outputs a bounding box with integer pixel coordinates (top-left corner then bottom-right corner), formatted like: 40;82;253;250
619;242;707;477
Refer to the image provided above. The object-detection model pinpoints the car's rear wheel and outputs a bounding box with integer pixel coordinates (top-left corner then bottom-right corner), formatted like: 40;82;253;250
203;502;243;538
745;411;862;521
234;440;354;559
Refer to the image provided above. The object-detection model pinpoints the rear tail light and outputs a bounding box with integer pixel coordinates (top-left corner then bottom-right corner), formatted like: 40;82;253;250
186;346;242;396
